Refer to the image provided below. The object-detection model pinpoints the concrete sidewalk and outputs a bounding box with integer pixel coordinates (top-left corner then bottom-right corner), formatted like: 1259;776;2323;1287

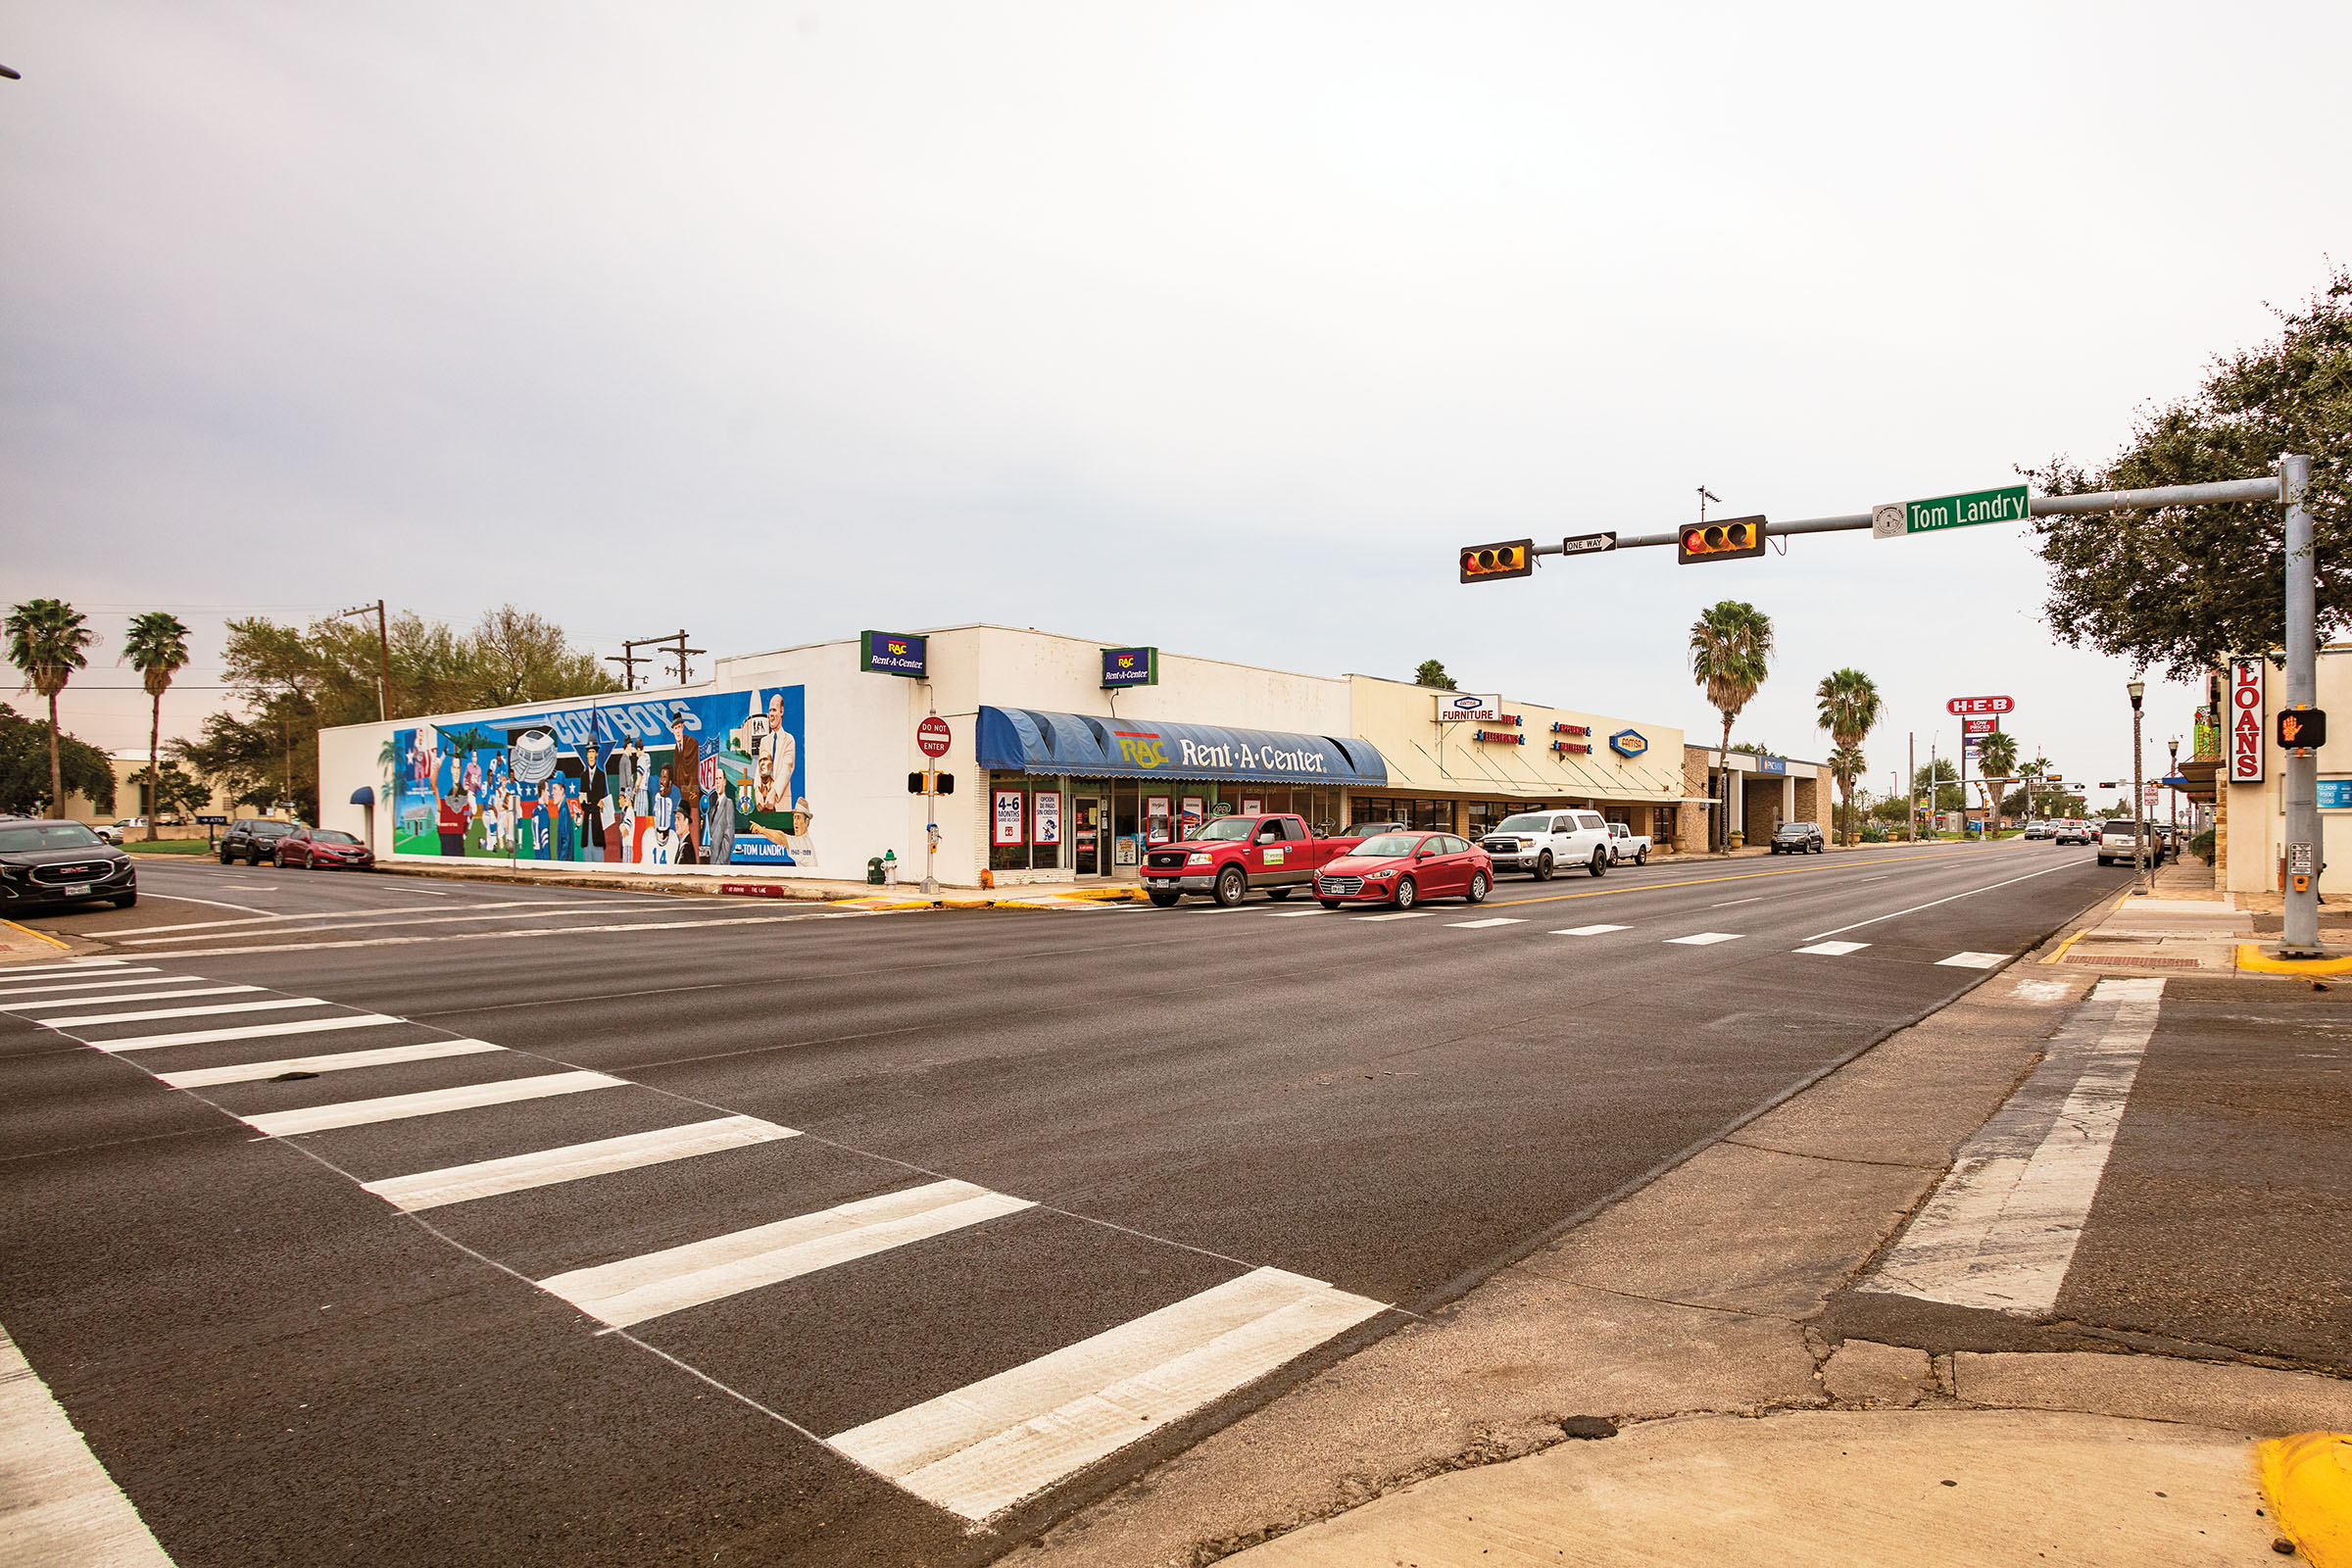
1021;908;2352;1568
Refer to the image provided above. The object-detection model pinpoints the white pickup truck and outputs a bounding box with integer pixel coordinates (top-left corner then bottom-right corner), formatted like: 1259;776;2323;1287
1606;820;1652;865
1475;808;1616;879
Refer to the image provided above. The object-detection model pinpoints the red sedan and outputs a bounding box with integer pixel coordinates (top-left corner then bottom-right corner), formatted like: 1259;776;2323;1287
1313;831;1492;910
273;827;375;870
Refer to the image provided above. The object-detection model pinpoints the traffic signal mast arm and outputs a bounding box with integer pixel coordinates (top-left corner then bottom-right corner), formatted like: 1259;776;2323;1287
1522;474;2284;560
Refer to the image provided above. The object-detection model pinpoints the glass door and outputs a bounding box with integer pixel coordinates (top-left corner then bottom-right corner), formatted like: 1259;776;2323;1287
1072;796;1104;876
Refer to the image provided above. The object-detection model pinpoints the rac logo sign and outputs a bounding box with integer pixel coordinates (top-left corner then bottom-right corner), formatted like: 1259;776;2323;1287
1113;731;1168;768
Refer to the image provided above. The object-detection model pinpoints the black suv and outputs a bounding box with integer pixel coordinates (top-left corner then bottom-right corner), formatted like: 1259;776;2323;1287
220;817;301;864
0;819;137;910
1770;820;1826;854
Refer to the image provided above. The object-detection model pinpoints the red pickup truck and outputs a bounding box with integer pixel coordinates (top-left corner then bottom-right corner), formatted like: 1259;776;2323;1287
1140;814;1365;906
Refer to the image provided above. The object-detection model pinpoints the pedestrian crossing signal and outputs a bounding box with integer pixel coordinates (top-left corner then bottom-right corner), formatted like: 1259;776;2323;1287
2277;707;2328;751
908;771;959;795
1678;515;1767;564
1459;540;1535;582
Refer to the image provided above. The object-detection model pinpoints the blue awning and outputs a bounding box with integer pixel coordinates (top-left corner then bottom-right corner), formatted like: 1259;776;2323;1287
348;786;376;807
976;707;1388;786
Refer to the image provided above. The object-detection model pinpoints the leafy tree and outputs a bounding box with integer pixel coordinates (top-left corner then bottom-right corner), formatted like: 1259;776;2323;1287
175;605;618;822
1728;740;1773;756
1827;743;1867;836
1911;758;1964;816
5;599;98;815
1413;660;1458;691
1814;667;1882;845
145;764;213;822
1689;601;1774;848
122;612;191;841
0;705;113;816
2028;265;2352;681
1976;730;2020;823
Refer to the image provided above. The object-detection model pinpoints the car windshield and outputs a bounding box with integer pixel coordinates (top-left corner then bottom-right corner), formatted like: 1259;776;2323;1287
1493;814;1553;833
314;829;360;845
2104;820;2138;834
0;823;102;852
251;822;295;836
1349;834;1424;858
1190;817;1256;842
1775;823;1811;835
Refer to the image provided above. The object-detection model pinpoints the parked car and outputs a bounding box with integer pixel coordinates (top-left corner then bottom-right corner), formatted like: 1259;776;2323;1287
272;826;375;870
220;817;301;864
1348;820;1410;838
1473;809;1615;880
1141;814;1367;906
2054;819;2094;845
1313;831;1492;910
1770;820;1825;854
0;819;137;911
2022;819;2055;840
2095;819;2168;867
92;820;125;845
1606;820;1652;865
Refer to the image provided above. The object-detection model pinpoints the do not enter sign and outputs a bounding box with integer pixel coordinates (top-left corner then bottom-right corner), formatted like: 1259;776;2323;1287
917;716;952;759
1946;695;2014;715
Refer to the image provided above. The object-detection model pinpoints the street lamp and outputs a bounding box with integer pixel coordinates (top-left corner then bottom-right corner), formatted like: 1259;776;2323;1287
2127;680;2148;894
2168;735;2180;859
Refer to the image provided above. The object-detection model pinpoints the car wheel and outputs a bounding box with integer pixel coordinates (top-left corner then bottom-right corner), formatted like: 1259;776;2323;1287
1589;849;1607;877
1465;870;1489;904
219;850;233;864
1266;887;1293;901
1635;847;1648;864
1393;876;1417;909
1318;900;1343;911
1213;865;1247;907
1148;891;1181;907
112;892;137;908
1534;851;1553;882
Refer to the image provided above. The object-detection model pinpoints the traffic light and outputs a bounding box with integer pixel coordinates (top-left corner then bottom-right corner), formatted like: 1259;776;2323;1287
2277;707;2328;751
907;771;959;794
1459;539;1535;582
1678;514;1767;564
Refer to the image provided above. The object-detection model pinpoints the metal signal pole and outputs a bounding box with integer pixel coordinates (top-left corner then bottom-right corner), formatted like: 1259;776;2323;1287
2280;454;2324;955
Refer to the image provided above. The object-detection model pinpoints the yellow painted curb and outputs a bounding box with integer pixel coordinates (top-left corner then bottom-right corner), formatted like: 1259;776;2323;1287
2260;1431;2352;1566
2237;945;2352;976
1;919;72;953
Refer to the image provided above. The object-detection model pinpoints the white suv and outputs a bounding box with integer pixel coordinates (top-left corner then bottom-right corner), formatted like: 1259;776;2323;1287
1475;809;1617;879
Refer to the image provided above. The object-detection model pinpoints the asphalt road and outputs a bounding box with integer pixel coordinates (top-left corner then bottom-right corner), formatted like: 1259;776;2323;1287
0;841;2129;1566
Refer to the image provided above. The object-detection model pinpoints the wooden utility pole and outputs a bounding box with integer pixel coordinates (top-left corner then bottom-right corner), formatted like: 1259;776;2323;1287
339;600;390;721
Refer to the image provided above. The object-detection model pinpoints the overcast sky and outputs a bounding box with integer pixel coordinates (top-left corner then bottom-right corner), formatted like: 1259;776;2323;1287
6;3;2346;807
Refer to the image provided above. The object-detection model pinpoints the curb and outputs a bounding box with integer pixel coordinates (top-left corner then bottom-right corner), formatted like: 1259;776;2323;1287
2238;945;2352;976
2261;1431;2352;1566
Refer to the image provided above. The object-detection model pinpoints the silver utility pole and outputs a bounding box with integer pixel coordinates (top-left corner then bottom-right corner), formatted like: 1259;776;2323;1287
2128;680;2149;894
2281;454;2323;954
1907;732;1916;842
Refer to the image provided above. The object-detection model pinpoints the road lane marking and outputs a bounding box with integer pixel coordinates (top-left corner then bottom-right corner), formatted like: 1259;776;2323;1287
137;911;867;960
1552;924;1631;936
0;971;176;998
1446;917;1525;929
1936;952;2008;969
0;1325;173;1567
89;1013;405;1053
123;892;281;915
0;959;131;978
1475;843;2012;912
1859;977;2164;1316
3;983;256;1011
118;900;678;943
1666;932;1742;946
1260;908;1326;917
32;996;334;1027
241;1069;626;1137
158;1038;506;1089
1710;897;1764;907
537;1180;1031;1329
828;1266;1387;1521
1796;941;1870;956
362;1114;799;1211
1353;911;1433;922
1802;861;2079;942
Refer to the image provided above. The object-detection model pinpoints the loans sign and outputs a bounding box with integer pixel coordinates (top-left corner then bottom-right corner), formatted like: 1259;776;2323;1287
2230;658;2266;783
1874;484;2032;539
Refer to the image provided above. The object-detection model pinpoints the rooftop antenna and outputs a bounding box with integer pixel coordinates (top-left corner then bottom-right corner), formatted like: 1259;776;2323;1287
1697;486;1721;524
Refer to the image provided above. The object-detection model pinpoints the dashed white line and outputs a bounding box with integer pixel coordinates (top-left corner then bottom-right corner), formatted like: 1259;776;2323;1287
1666;932;1742;946
1552;924;1631;937
1936;952;2008;969
1446;917;1526;929
1353;911;1434;923
1795;941;1870;956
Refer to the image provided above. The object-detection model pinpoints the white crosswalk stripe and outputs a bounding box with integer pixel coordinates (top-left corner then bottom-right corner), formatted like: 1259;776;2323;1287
1446;917;1524;929
1353;911;1433;922
537;1179;1031;1329
1936;951;2008;968
158;1038;507;1090
1796;941;1870;956
88;1013;405;1053
0;959;132;979
1;984;255;1010
32;996;336;1028
239;1070;626;1137
1552;924;1631;936
361;1115;799;1211
829;1266;1387;1521
0;970;172;998
1666;932;1742;946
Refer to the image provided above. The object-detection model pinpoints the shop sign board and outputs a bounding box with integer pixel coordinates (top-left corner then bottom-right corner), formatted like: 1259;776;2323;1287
2318;779;2352;810
2230;659;2265;783
1033;791;1061;845
916;716;952;759
1437;693;1505;723
1240;797;1263;815
1101;647;1159;688
1946;695;2014;715
1608;729;1648;759
1180;797;1205;835
1146;796;1172;845
992;790;1025;847
1759;756;1788;775
1963;716;1997;736
196;813;227;826
1874;484;2031;539
860;631;927;677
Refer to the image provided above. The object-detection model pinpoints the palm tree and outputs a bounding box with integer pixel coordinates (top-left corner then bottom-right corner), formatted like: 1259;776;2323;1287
1813;668;1883;845
1689;602;1774;850
1827;743;1868;841
1976;730;2020;831
6;599;97;817
122;612;191;841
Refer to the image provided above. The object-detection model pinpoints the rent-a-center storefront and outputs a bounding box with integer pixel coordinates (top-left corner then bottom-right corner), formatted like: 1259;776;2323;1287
318;624;1689;887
